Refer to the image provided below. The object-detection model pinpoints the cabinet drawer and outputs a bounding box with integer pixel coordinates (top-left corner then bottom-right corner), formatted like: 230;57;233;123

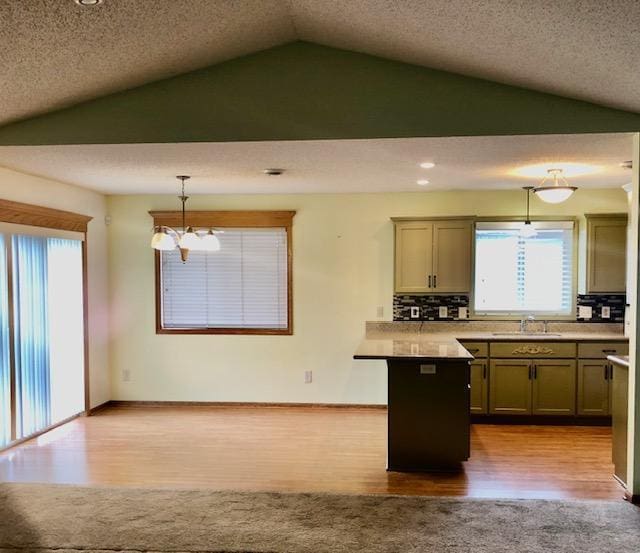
490;342;576;359
459;342;488;358
578;342;628;359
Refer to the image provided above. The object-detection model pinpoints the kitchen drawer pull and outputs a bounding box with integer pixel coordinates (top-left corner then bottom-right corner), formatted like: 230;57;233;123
428;275;432;288
602;349;617;354
433;275;437;288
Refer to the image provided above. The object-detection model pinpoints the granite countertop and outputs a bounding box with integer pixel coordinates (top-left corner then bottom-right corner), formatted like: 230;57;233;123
354;336;474;360
607;355;629;368
354;321;627;361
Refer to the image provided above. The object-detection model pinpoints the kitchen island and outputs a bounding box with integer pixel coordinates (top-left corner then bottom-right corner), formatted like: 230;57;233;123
354;335;473;472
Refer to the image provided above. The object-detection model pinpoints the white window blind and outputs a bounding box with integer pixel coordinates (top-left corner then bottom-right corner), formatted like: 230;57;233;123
474;221;574;316
161;228;289;329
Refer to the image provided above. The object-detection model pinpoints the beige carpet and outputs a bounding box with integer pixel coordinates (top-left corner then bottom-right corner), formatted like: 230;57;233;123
1;483;639;552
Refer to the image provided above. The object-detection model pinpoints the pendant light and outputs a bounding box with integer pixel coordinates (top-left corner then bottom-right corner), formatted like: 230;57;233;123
520;186;537;238
151;175;222;262
533;168;577;204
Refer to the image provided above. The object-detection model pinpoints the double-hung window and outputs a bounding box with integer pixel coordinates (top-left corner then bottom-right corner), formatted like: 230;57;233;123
154;211;294;335
473;220;576;318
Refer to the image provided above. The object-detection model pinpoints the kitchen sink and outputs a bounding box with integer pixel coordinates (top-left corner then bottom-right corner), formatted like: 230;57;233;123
491;332;561;337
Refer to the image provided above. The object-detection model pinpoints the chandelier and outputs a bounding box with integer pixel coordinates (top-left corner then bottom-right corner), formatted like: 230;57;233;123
150;175;221;262
533;168;577;204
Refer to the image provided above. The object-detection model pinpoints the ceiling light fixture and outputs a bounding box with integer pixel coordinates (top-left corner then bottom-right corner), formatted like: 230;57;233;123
75;0;103;5
417;179;429;186
150;175;221;262
419;162;436;169
533;168;577;204
520;186;537;238
263;168;284;176
511;162;601;179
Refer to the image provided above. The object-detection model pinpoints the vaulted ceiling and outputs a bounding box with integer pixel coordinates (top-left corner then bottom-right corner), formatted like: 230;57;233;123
2;0;639;127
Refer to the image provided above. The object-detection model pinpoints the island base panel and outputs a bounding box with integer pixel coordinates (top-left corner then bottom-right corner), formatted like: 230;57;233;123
387;359;470;472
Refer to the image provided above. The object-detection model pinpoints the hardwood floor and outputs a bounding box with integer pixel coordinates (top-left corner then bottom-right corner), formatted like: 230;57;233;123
0;404;624;500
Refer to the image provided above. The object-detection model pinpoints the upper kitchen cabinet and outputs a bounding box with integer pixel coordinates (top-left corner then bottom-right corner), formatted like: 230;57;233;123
393;218;472;294
585;214;628;294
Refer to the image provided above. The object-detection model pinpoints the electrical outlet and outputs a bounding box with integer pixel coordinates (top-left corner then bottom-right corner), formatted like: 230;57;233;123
122;369;131;382
601;306;611;319
578;306;593;319
304;370;313;384
376;305;384;318
439;306;448;318
458;307;468;319
410;306;420;319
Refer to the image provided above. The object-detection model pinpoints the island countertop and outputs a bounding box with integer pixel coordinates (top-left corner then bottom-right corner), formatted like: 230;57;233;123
354;335;474;360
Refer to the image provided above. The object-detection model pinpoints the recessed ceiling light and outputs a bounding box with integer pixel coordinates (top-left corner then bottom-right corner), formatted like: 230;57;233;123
75;0;103;6
419;162;436;169
417;179;429;186
510;162;602;179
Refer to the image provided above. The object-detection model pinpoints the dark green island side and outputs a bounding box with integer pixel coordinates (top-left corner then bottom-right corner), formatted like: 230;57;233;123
354;336;474;472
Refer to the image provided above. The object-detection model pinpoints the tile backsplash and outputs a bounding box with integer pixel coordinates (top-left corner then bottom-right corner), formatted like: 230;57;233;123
393;294;626;322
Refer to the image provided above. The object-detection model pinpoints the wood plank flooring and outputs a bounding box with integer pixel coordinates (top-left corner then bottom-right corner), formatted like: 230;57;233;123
0;404;625;500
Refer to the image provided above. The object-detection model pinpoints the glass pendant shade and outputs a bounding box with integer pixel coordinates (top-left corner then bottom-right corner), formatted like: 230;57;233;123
200;231;221;252
533;186;576;204
178;227;200;250
151;229;176;250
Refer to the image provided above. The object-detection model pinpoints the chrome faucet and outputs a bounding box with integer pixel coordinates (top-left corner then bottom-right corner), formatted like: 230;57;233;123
520;314;535;333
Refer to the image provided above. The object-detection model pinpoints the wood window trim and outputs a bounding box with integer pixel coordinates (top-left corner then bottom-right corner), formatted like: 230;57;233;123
151;210;295;336
0;197;92;431
0;198;92;233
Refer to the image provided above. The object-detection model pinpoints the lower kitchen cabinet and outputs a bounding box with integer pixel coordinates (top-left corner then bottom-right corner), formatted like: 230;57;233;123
531;360;576;416
470;360;488;414
577;360;611;416
489;359;532;415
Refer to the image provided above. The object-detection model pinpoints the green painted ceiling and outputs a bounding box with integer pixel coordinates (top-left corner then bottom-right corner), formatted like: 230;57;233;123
0;41;638;146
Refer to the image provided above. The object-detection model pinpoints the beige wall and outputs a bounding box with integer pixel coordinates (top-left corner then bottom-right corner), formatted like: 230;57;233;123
0;166;110;408
107;188;628;404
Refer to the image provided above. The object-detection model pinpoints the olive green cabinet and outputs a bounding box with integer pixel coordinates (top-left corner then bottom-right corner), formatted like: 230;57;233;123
489;359;532;415
586;214;627;294
470;360;488;414
577;360;611;416
393;219;472;294
531;360;576;415
489;359;576;416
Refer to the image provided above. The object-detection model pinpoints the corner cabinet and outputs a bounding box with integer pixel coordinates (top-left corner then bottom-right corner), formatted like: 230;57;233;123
586;214;627;294
393;219;472;294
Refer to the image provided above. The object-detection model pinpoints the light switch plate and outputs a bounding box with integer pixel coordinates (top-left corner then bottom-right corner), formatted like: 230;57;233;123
410;306;420;319
578;306;593;319
439;306;448;318
458;307;468;319
601;306;611;319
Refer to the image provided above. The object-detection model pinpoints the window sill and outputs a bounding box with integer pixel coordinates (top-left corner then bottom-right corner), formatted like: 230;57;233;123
156;327;293;336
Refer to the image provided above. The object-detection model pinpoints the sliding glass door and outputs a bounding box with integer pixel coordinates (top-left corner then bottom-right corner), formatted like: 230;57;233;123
0;235;11;448
1;231;85;447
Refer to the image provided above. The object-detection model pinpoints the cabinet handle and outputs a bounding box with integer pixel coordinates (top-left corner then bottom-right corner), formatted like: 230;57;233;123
428;275;432;288
433;275;437;288
483;363;487;379
528;364;532;380
602;349;617;354
533;364;537;379
609;364;614;380
604;364;609;380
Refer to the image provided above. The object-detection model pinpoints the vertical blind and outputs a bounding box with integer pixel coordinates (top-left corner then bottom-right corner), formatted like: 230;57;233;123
474;221;574;315
1;233;85;445
0;236;10;447
161;228;288;329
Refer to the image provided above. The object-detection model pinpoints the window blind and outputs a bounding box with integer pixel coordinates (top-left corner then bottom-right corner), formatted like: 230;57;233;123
474;221;574;315
161;228;288;329
0;235;10;447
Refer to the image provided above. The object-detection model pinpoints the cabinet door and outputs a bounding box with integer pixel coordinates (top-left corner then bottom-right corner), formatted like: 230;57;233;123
470;360;488;414
394;221;433;293
489;359;531;415
432;220;472;293
531;360;576;416
577;360;610;416
586;216;627;293
611;363;628;484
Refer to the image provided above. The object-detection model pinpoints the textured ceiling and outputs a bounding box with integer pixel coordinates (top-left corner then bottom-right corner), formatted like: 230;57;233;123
1;0;639;127
0;133;631;195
